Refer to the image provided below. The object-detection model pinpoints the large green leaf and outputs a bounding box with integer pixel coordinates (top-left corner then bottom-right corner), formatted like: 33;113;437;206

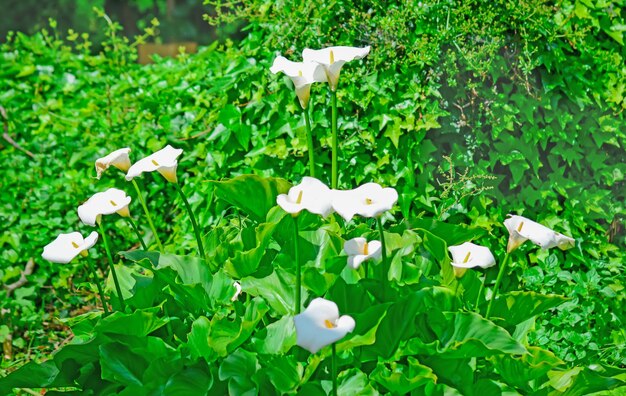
243;268;306;315
225;217;282;278
0;360;74;389
371;357;437;394
411;218;486;247
250;315;296;355
485;291;569;326
95;308;169;338
208;297;269;356
187;316;216;361
548;365;626;396
493;346;564;393
99;342;147;387
211;174;291;223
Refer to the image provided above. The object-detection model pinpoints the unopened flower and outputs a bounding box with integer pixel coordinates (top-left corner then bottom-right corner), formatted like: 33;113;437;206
331;183;398;222
42;231;99;263
504;215;575;253
95;148;131;179
344;237;382;269
126;145;183;183
78;188;132;226
231;281;242;302
276;177;333;217
294;298;355;353
270;56;325;109
302;46;370;91
448;242;496;278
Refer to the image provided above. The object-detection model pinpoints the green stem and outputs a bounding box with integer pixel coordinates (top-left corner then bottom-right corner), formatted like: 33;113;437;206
98;220;125;311
175;183;206;263
131;179;164;253
475;274;487;313
485;252;511;319
331;343;338;396
330;90;338;189
363;261;369;279
294;216;301;314
304;108;316;178
85;258;110;315
377;217;389;300
126;217;148;250
453;281;461;311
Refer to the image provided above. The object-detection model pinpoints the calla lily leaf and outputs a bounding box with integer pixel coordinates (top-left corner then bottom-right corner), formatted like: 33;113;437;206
371;358;437;394
480;291;569;327
491;346;565;393
412;218;486;247
243;268;306;316
211;174;291;223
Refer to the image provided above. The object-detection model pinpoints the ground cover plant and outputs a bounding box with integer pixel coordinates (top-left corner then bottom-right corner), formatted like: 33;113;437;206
1;1;626;394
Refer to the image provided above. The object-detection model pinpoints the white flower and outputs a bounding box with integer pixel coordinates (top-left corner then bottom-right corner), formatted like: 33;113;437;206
231;281;242;302
78;188;132;226
42;231;99;263
270;56;326;109
504;215;576;253
448;242;496;278
125;145;183;183
331;183;398;222
95;148;131;179
294;298;355;354
276;177;334;217
343;237;382;269
302;46;370;91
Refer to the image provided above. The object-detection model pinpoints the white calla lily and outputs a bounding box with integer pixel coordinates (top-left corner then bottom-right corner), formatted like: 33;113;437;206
302;46;370;91
231;281;242;302
294;298;355;354
270;56;326;109
448;242;496;278
276;177;333;217
95;148;131;179
42;231;99;263
331;183;398;222
77;188;132;226
504;215;575;253
344;237;382;269
125;145;183;183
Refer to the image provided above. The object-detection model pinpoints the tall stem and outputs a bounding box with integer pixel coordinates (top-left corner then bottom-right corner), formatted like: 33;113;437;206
126;217;148;250
474;273;489;313
377;217;389;300
294;216;301;314
85;258;110;315
304;108;315;178
331;343;338;396
175;183;206;263
330;90;338;189
453;280;461;311
485;252;511;319
98;220;125;311
131;179;164;253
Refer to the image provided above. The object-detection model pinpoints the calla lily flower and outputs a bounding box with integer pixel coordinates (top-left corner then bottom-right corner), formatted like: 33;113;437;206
504;215;576;253
270;56;326;109
276;177;334;217
344;237;382;269
294;298;355;354
42;231;99;263
231;281;242;302
78;188;132;226
331;183;398;222
126;145;183;183
95;148;131;179
302;46;370;91
448;242;496;278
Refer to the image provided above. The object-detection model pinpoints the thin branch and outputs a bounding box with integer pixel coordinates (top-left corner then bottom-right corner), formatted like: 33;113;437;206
4;259;35;297
0;105;36;160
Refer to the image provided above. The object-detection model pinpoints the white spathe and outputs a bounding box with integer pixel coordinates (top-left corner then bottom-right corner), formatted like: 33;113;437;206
504;215;576;253
231;281;242;302
276;177;334;217
42;231;99;263
294;298;355;354
78;188;132;226
125;145;183;183
302;46;370;91
448;242;496;278
270;56;326;109
344;237;382;269
331;183;398;222
95;148;131;179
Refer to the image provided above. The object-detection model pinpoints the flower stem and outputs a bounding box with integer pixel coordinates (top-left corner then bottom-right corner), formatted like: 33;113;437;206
453;280;461;311
330;90;338;189
97;220;125;311
331;343;338;396
294;216;301;314
377;217;389;300
175;183;206;263
126;217;148;250
131;179;164;253
485;252;511;319
475;274;487;313
304;108;315;178
86;258;109;316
